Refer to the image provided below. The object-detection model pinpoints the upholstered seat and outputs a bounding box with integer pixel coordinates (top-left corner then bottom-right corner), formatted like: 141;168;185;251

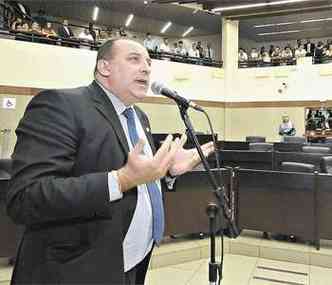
283;136;306;143
245;136;266;143
321;156;332;174
302;146;330;154
280;161;315;173
249;142;273;151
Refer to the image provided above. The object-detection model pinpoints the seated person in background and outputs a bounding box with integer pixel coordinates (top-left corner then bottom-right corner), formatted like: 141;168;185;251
205;42;214;60
119;26;127;37
315;41;324;57
261;51;271;63
57;19;74;39
143;32;155;52
196;41;205;58
30;21;42;34
188;42;199;57
42;22;57;37
175;40;187;56
11;17;23;30
159;37;171;53
98;27;113;42
249;48;260;61
271;46;281;58
78;28;94;42
326;44;332;57
294;44;306;58
279;115;296;137
88;22;96;42
305;39;315;57
17;20;29;32
281;47;293;59
238;48;248;62
172;42;178;54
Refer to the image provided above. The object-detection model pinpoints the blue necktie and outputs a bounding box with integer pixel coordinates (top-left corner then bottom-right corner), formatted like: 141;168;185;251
123;107;165;244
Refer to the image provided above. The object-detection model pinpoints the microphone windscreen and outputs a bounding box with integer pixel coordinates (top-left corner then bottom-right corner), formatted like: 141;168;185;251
151;81;164;95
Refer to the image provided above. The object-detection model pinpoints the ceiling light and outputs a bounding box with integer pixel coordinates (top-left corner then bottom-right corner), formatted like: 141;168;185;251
213;0;311;12
182;26;194;37
125;14;134;27
301;17;332;23
257;30;301;36
161;21;172;33
92;6;99;21
254;21;297;28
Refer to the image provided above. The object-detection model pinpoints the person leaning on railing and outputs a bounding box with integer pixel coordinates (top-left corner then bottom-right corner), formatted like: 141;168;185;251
41;22;57;38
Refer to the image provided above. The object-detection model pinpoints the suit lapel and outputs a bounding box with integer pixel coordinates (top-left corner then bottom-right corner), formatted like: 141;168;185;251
89;81;129;156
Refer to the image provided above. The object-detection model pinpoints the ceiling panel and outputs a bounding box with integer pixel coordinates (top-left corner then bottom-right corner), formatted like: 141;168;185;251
19;0;332;42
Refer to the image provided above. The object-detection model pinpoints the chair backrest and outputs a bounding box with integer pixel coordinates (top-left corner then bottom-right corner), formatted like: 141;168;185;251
302;146;331;154
0;159;12;174
281;161;315;173
246;136;266;143
320;156;332;174
283;136;306;143
249;142;273;151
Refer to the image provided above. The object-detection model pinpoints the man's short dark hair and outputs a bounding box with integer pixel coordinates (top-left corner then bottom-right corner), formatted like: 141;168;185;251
94;39;119;76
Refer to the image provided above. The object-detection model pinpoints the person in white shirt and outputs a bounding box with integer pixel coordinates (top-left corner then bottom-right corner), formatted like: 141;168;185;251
7;38;215;285
188;42;199;57
279;114;296;138
250;48;260;61
294;44;307;58
175;40;187;56
78;28;93;42
238;48;248;62
143;32;155;52
159;37;171;53
281;47;293;59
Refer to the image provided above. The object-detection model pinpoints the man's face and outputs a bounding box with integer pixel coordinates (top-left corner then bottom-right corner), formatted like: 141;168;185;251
104;40;152;105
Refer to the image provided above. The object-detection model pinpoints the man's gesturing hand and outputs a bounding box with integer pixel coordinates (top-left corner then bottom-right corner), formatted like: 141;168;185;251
168;136;215;177
117;135;182;192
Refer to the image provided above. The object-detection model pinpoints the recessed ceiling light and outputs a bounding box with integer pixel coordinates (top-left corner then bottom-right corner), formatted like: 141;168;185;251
125;14;134;27
161;21;172;33
182;26;194;37
92;6;99;21
213;0;311;12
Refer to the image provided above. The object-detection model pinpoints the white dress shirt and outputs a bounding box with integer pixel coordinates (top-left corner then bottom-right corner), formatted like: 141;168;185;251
97;82;158;272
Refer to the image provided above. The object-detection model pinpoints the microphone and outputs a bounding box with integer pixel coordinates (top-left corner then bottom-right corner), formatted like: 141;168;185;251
151;82;204;112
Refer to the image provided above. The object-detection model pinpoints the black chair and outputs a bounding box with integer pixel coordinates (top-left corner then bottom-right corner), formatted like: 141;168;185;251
281;161;315;173
278;162;315;243
283;136;306;143
249;142;273;151
320;156;332;174
246;136;266;143
325;138;332;144
302;146;330;154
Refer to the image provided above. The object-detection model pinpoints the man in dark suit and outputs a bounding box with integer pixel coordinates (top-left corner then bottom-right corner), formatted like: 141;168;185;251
57;18;74;39
7;38;214;285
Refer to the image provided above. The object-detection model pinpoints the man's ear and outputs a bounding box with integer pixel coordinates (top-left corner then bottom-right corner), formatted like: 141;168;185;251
97;59;111;77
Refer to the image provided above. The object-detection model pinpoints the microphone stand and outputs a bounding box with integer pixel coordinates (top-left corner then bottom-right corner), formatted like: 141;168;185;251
177;103;239;285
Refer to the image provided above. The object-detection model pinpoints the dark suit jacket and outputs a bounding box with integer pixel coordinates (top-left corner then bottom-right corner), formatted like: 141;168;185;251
57;24;74;38
7;81;157;284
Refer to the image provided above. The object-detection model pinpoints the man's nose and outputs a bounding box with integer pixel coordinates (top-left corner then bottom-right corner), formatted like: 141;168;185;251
140;61;151;74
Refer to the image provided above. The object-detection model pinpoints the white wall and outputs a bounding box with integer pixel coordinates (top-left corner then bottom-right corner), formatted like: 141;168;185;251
0;38;225;102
